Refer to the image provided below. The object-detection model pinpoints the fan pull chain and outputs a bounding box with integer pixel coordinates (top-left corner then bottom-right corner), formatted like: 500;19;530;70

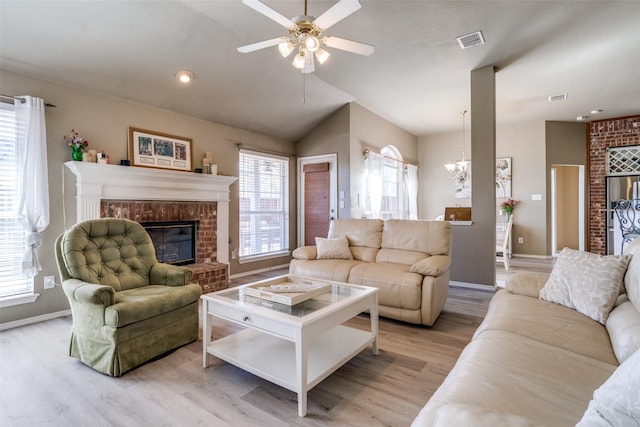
302;72;306;104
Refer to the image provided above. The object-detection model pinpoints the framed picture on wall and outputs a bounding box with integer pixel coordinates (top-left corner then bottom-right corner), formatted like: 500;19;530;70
496;157;512;197
128;127;193;172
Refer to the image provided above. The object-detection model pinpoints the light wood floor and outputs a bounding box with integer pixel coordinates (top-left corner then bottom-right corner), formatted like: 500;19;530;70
0;259;552;427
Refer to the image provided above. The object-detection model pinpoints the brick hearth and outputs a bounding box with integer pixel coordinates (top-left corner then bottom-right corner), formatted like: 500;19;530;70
100;199;228;293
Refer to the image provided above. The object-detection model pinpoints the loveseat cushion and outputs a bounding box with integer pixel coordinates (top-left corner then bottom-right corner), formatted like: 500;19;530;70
382;219;450;255
376;248;428;266
105;283;202;328
315;236;353;260
410;255;451;277
411;330;617;427
433;404;544;427
474;290;619;365
289;259;364;283
348;262;422;310
623;238;640;309
328;219;382;262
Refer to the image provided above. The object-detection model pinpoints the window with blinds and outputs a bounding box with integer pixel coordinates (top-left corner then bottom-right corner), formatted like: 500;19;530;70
0;103;31;298
238;150;289;260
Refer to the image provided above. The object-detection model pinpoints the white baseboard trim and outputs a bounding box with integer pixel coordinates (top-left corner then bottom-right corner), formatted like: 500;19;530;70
230;264;289;280
0;309;71;331
449;280;495;291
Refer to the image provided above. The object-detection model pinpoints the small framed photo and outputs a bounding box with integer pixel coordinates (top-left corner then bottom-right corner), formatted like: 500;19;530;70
128;127;193;172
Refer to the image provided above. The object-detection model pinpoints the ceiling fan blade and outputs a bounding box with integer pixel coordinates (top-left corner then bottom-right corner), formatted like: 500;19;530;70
324;36;375;56
242;0;295;29
313;0;361;30
238;37;286;53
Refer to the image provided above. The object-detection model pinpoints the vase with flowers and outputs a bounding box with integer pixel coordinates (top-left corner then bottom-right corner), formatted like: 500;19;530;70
64;129;89;161
500;198;520;217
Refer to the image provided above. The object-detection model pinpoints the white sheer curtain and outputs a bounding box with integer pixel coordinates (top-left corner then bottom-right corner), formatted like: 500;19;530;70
365;151;383;219
15;96;49;277
405;164;419;219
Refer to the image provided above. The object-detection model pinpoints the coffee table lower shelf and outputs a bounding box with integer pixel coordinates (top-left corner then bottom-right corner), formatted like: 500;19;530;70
207;325;374;395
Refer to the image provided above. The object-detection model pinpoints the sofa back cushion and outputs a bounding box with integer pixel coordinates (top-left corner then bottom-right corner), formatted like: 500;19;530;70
328;219;383;262
381;220;451;255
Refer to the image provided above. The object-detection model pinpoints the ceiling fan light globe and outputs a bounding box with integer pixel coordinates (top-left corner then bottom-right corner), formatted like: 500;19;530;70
315;48;330;64
304;36;320;52
278;41;294;57
292;52;306;69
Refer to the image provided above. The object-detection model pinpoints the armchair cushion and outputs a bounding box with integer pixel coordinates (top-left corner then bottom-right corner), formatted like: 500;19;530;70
106;283;202;327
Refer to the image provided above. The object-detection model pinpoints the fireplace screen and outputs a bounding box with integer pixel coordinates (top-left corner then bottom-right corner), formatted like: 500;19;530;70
142;221;197;265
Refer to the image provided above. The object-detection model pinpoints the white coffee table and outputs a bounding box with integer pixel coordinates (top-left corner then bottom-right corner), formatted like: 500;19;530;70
201;275;379;417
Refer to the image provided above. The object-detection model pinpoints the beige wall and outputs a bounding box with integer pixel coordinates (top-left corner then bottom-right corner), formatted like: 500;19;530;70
298;102;418;220
0;70;295;324
349;102;418;219
420;120;547;257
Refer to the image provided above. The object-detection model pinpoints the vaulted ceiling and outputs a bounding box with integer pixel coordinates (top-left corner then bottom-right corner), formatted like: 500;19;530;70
1;1;639;141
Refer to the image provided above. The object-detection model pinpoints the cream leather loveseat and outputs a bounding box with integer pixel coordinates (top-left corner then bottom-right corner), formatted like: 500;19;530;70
290;219;452;326
412;239;640;427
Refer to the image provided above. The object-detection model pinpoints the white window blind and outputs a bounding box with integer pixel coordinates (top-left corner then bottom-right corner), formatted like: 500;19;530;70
0;103;31;298
239;150;289;259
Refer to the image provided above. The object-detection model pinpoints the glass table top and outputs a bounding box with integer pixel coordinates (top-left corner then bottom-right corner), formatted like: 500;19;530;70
214;281;371;318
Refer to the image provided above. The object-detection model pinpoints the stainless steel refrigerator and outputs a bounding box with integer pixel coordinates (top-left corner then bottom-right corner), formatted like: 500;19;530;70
606;146;640;254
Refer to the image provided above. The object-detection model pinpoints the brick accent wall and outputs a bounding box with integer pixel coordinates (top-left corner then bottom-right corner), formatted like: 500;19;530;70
589;115;640;254
100;200;228;292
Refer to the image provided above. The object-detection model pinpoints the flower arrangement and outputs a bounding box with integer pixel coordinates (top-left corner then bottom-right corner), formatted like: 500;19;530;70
500;198;519;215
64;129;89;151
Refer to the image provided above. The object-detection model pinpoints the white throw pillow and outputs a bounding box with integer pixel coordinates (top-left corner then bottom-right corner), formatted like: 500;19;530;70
539;248;631;324
315;236;353;260
576;349;640;426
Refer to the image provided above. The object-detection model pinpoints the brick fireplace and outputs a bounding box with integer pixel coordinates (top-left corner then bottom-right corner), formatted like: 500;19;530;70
65;161;237;293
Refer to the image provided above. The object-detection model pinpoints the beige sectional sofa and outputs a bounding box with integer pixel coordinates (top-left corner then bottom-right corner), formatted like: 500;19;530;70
289;219;452;326
412;238;640;427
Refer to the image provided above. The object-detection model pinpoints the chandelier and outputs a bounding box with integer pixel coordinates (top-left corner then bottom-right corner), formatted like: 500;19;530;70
444;110;470;182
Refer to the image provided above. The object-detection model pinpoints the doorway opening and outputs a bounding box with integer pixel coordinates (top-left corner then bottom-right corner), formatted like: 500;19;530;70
551;164;585;255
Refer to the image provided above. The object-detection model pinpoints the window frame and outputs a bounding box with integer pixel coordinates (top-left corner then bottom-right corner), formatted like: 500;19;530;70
0;101;36;308
238;149;290;263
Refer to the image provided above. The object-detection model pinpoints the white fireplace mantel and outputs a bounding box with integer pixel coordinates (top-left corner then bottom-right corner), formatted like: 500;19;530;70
65;161;237;264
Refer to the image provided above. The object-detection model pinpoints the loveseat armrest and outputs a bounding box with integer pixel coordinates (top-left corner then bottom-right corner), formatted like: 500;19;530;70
150;263;194;287
292;246;317;260
62;279;115;307
506;272;550;298
410;255;451;277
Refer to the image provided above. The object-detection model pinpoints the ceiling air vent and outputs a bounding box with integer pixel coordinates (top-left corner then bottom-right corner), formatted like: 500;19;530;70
457;31;485;49
548;93;568;102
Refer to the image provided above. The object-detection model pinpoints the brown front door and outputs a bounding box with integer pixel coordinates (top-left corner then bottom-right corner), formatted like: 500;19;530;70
303;162;330;246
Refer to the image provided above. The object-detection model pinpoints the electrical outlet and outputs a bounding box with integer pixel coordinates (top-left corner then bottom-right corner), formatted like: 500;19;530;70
231;249;237;259
44;275;56;289
518;237;524;244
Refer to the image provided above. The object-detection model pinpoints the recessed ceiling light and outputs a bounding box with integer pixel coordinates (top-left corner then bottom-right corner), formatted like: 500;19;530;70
577;115;591;121
590;109;603;114
175;70;193;84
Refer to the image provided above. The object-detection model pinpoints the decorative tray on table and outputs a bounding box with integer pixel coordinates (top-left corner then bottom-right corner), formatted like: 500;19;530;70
242;275;332;306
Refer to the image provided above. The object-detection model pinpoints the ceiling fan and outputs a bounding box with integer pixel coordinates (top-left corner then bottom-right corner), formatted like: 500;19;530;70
237;0;375;74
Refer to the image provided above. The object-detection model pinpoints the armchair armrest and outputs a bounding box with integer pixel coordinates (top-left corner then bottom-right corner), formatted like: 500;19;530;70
62;279;115;307
410;255;451;277
150;263;194;287
292;246;317;260
506;272;550;298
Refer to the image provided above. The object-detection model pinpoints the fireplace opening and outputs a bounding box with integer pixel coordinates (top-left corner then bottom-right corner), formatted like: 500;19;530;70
142;221;198;266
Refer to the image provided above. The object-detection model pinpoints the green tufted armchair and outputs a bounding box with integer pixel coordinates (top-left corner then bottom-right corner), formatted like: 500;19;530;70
55;218;202;376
